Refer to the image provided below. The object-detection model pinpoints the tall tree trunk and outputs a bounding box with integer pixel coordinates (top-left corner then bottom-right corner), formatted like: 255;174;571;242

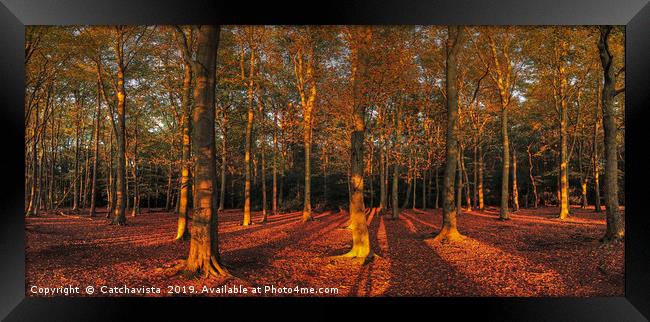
218;108;227;211
89;79;102;217
111;29;128;225
422;169;427;209
391;104;401;219
242;46;255;226
499;107;510;220
478;145;484;210
176;56;193;239
433;26;464;242
341;26;372;262
472;140;478;209
597;26;624;241
72;98;81;212
272;110;278;215
261;144;268;223
185;25;228;277
82;132;92;210
379;146;386;211
461;147;472;211
131;118;139;217
512;147;519;212
434;166;439;209
456;155;462;213
26;101;40;216
107;123;114;217
527;145;538;208
593;81;602;213
558;75;570;219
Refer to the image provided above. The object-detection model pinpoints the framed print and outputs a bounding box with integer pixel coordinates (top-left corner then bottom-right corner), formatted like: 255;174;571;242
0;0;648;320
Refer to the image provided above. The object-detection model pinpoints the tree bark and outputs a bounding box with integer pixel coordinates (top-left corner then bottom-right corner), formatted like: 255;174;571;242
184;25;228;277
175;33;194;239
597;26;624;241
512;147;519;212
89;79;101;217
341;26;373;262
242;44;256;226
112;28;127;225
433;26;464;242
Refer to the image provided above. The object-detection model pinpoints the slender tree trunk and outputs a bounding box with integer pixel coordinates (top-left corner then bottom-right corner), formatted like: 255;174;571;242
422;169;427;209
73;99;81;212
456;156;462;213
512;147;519;212
598;26;624;241
89;79;102;217
242;47;255;227
302;109;313;221
391;105;401;220
499;106;510;220
434;166;439;209
131;119;139;217
472;140;478;209
261;144;268;223
218;108;227;212
379;146;386;211
176;58;193;239
478;145;484;210
272;110;278;215
107;123;114;217
461;147;472;211
184;25;228;277
26;102;40;216
558;80;570;219
111;29;128;225
433;26;464;242
527;145;538;208
593;82;602;213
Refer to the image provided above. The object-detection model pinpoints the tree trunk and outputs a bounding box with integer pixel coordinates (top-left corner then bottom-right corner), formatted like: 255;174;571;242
512;147;519;212
478;145;484;210
558;75;570;219
72;98;81;212
434;166;440;209
341;26;373;262
112;29;127;225
272;110;278;215
499;106;510;220
593;81;602;213
461;147;472;211
379;146;386;211
597;26;624;241
131;118;139;217
261;144;268;223
176;55;193;239
89;79;101;217
527;145;538;208
218;108;227;212
433;26;464;242
184;25;228;277
242;46;255;227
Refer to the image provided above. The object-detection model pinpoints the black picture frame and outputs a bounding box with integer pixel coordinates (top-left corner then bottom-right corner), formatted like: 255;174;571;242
1;0;648;320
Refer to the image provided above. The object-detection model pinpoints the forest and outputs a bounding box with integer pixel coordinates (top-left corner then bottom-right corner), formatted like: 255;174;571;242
25;25;625;296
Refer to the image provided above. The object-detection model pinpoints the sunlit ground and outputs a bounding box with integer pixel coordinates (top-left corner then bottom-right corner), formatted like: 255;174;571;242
25;205;623;297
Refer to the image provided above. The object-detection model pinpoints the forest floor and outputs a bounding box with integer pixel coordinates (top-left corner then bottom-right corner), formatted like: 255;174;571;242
25;205;624;297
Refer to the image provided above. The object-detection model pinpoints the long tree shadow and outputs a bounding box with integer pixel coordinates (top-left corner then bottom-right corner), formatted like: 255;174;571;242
220;210;348;280
400;209;571;296
382;212;492;296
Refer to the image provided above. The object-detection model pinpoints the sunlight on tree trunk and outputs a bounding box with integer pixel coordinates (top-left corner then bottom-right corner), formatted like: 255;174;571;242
185;25;229;277
433;26;464;243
